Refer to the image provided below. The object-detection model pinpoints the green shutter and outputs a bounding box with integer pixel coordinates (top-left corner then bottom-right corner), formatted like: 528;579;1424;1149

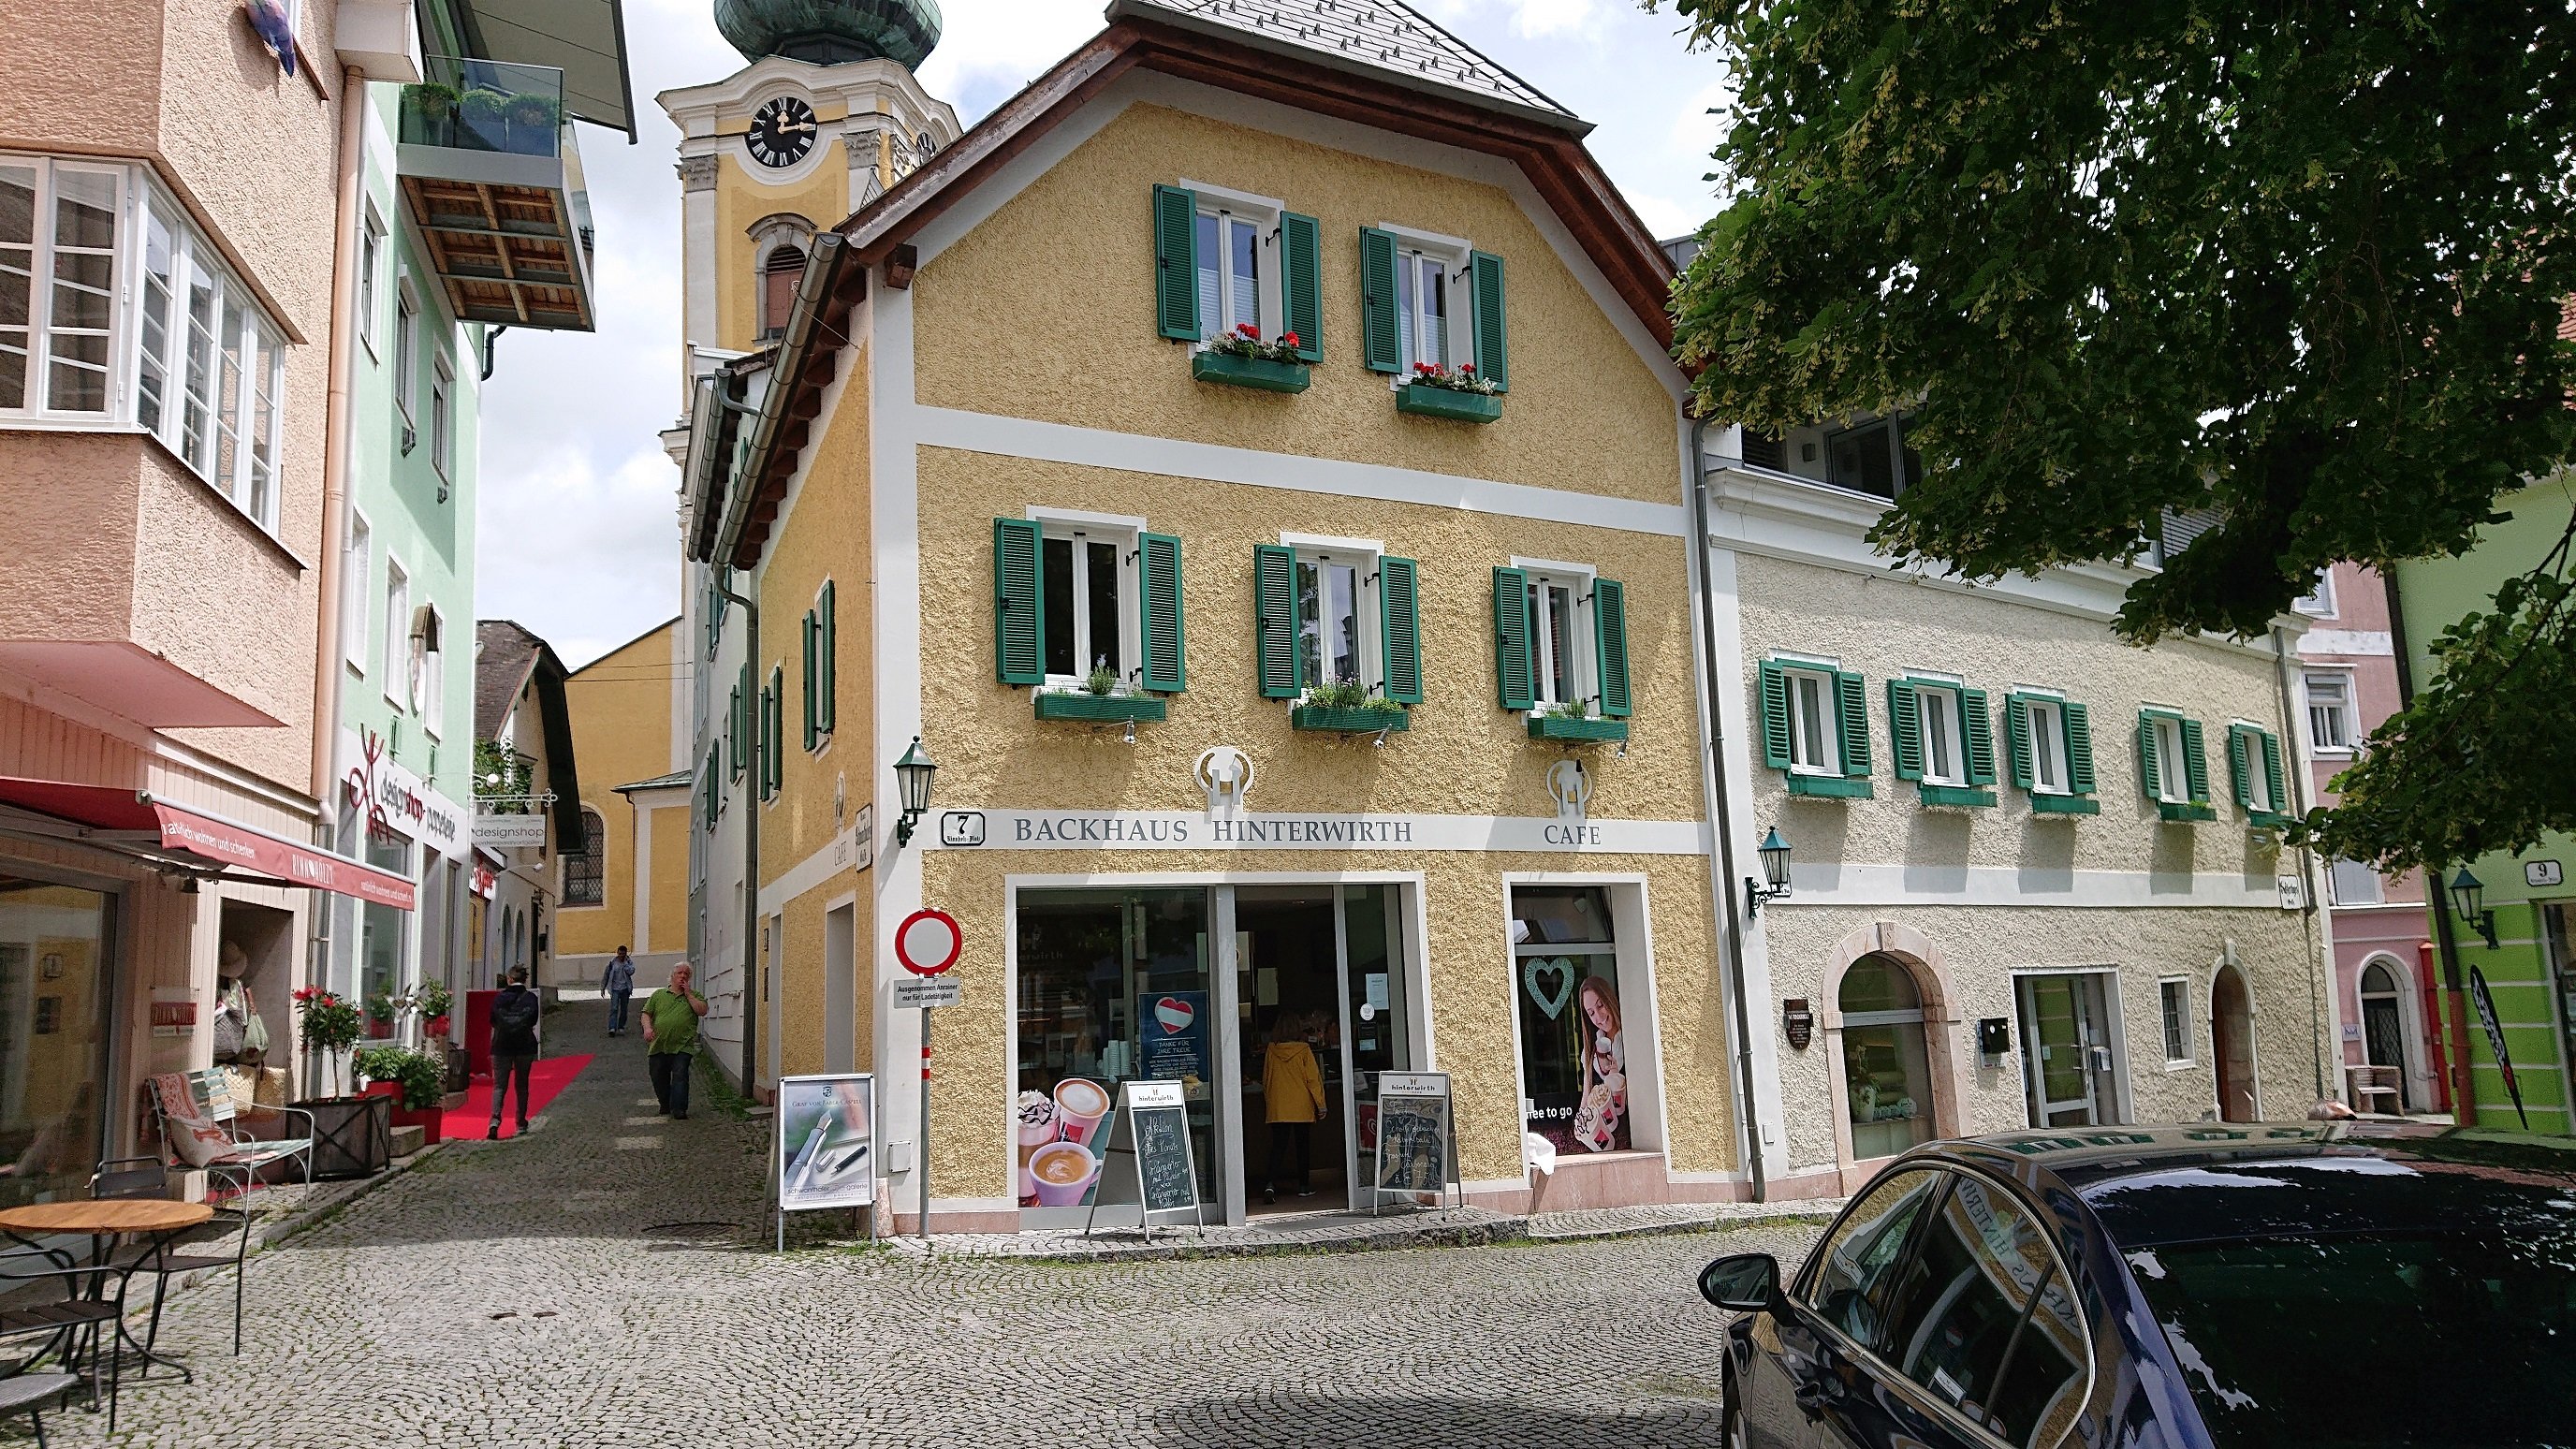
1836;671;1872;777
2227;725;2256;809
994;518;1043;685
727;684;743;778
2180;718;2210;800
2261;731;2288;813
1469;250;1508;391
1379;556;1421;704
1886;679;1925;781
2004;694;2036;790
1153;183;1198;341
2064;702;2096;795
1360;227;1400;373
1140;532;1185;694
731;662;750;778
816;580;836;735
1962;687;1997;786
1282;211;1323;362
1492;566;1533;710
1757;661;1793;771
757;680;773;801
1591;578;1631;719
1254;545;1298;698
800;610;818;751
767;666;784;797
2137;711;2163;799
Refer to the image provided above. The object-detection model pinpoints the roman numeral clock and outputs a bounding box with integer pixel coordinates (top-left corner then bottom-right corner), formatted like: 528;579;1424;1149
746;95;816;168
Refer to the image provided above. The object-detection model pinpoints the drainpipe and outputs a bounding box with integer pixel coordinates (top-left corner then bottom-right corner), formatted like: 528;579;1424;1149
304;66;369;1069
715;578;761;1102
1688;413;1767;1200
2271;623;2330;1101
2385;570;2476;1123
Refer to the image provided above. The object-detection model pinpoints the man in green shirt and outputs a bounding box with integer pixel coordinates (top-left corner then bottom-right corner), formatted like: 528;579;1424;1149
642;961;709;1120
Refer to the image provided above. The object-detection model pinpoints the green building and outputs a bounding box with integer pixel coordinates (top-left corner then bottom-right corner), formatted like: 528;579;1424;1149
2392;472;2576;1134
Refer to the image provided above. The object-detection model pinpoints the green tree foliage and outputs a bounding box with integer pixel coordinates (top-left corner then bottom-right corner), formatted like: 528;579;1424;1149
1661;0;2576;870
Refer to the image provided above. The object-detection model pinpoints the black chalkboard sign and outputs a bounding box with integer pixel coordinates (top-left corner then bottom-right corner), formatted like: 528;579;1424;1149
1132;1105;1196;1213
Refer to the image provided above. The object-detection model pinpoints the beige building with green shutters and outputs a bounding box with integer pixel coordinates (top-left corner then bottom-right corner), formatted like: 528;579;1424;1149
665;0;2338;1231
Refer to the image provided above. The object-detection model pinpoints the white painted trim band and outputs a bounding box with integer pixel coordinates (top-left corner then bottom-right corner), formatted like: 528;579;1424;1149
1781;862;2293;911
927;808;1708;856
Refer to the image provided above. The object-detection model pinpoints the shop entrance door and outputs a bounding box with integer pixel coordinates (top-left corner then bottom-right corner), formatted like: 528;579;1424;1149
2017;973;2120;1127
1232;885;1412;1216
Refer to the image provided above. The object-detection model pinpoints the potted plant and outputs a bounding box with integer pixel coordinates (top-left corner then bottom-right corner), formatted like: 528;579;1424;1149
402;81;461;146
1291;680;1411;735
458;86;511;151
354;1046;448;1146
1396;359;1502;423
503;90;561;155
292;987;390;1177
412;981;456;1043
1192;323;1310;393
364;991;399;1039
1033;655;1166;724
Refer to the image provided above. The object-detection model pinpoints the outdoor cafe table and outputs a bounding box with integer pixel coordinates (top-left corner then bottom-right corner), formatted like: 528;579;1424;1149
0;1199;214;1382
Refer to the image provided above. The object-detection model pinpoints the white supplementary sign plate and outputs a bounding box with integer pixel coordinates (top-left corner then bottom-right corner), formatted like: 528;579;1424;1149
893;977;962;1010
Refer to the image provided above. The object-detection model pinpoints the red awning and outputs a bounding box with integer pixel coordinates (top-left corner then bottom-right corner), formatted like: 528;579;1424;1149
0;776;416;911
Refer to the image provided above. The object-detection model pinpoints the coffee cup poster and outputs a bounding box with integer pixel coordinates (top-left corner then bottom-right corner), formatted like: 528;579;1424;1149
1016;1076;1117;1207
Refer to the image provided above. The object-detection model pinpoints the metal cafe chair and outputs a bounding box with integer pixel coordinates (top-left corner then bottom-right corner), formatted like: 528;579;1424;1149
93;1155;257;1360
0;1251;128;1433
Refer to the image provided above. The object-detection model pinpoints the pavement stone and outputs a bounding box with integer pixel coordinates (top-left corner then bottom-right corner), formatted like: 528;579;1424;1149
45;1007;1828;1448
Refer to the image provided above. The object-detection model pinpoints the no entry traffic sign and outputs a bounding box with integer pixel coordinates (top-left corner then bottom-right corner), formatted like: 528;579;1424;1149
895;908;962;976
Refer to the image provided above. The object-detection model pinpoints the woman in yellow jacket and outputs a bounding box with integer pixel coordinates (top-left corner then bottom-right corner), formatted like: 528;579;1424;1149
1261;1014;1328;1203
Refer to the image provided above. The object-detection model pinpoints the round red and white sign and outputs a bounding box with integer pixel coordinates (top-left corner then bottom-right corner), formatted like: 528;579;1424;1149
895;908;962;976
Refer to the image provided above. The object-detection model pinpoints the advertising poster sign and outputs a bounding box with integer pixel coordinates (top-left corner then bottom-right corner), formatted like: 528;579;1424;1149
2467;967;2529;1129
776;1074;875;1212
1138;989;1209;1085
1013;1076;1116;1208
1373;1071;1456;1210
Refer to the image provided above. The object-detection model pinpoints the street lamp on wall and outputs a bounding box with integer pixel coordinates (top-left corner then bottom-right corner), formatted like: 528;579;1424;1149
893;736;938;846
1746;827;1793;918
2449;867;2500;950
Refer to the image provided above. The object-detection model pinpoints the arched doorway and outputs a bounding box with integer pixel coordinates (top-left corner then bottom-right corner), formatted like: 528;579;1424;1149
2358;959;2418;1112
2211;966;2258;1121
1838;954;1936;1161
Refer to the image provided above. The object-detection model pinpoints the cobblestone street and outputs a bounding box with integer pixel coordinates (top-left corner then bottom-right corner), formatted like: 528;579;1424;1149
52;1008;1822;1448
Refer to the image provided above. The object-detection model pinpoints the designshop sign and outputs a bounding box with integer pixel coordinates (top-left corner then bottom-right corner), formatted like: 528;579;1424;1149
925;810;1707;856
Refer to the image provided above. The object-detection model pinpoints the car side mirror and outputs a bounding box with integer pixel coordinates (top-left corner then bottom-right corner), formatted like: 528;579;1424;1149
1699;1251;1782;1312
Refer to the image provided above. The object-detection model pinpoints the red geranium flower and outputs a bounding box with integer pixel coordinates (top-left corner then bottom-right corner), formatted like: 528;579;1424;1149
1461;363;1475;373
1280;331;1300;347
1235;322;1258;338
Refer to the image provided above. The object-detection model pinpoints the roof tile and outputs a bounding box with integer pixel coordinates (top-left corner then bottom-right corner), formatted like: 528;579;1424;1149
1124;0;1572;118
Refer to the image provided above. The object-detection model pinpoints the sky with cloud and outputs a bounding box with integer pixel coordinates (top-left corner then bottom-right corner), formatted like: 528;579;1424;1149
475;0;1734;667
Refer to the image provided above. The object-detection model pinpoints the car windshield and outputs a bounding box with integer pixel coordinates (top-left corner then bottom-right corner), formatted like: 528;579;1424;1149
2126;1225;2576;1448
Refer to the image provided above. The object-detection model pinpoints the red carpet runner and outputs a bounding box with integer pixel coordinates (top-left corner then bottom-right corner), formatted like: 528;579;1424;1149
445;1054;594;1140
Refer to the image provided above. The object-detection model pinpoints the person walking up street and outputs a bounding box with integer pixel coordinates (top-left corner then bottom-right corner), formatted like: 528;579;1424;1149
643;961;708;1120
603;946;637;1036
488;967;543;1140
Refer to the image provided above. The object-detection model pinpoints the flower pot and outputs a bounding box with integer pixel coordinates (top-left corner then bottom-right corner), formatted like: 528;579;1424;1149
1033;692;1167;724
390;1103;444;1146
425;1015;451;1040
1192;351;1310;393
1396;383;1501;424
365;1018;394;1039
1527;714;1629;745
1291;705;1411;735
293;1095;392;1179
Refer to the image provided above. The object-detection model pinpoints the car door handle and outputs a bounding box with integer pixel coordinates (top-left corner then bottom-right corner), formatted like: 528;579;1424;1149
1793;1378;1839;1417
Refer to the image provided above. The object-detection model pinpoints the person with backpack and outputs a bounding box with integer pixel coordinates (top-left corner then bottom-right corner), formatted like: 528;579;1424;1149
488;967;543;1140
642;960;708;1120
602;946;637;1036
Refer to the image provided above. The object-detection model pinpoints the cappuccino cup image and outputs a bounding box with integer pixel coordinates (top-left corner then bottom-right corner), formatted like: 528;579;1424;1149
1027;1141;1102;1206
1053;1077;1112;1146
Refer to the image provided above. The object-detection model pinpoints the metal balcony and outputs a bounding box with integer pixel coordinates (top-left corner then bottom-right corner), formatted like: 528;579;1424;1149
395;57;596;331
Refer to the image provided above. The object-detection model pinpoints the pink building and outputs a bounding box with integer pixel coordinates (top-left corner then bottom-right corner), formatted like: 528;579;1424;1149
2295;564;2439;1112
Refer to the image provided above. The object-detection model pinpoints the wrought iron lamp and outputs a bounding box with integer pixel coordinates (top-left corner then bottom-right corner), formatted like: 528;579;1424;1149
2449;867;2500;949
1746;827;1793;917
893;736;937;846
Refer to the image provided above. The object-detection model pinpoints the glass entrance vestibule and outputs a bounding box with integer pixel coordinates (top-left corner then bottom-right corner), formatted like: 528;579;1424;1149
1011;882;1420;1227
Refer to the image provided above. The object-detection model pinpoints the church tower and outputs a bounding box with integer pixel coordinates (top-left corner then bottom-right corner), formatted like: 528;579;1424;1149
659;0;960;360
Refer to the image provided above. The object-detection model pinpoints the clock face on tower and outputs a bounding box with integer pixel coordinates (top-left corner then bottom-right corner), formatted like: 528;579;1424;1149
746;95;817;169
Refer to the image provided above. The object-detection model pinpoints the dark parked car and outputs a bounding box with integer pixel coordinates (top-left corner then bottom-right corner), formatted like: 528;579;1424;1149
1701;1123;2576;1449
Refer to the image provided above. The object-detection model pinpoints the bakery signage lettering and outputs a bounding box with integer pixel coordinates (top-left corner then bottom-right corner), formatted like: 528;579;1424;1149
941;811;1705;854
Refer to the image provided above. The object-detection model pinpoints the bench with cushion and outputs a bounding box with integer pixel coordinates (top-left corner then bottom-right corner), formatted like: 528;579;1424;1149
142;1073;314;1205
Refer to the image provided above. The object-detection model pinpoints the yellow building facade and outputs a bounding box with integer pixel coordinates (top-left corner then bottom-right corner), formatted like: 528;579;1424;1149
556;619;696;988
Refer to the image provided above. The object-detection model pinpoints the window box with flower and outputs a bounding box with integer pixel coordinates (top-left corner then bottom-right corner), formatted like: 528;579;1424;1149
1193;324;1311;393
1396;361;1501;423
1528;698;1629;745
1290;680;1411;735
1033;660;1168;724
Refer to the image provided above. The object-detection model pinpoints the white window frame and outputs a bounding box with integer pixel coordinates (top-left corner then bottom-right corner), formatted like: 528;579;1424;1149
2236;722;2282;814
417;602;446;739
1027;506;1142;692
2020;690;2071;796
1282;531;1384;698
0;156;126;422
1180;181;1282;346
1513;556;1597;713
358;202;384;357
382;555;410;710
1776;657;1845;778
342;507;372;675
1907;675;1969;786
429;350;453;484
2150;713;2189;802
393;274;418;424
2292;569;2335;618
1378;222;1474;376
2328;856;2383;906
2305;670;2355;756
2158;976;2194;1066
